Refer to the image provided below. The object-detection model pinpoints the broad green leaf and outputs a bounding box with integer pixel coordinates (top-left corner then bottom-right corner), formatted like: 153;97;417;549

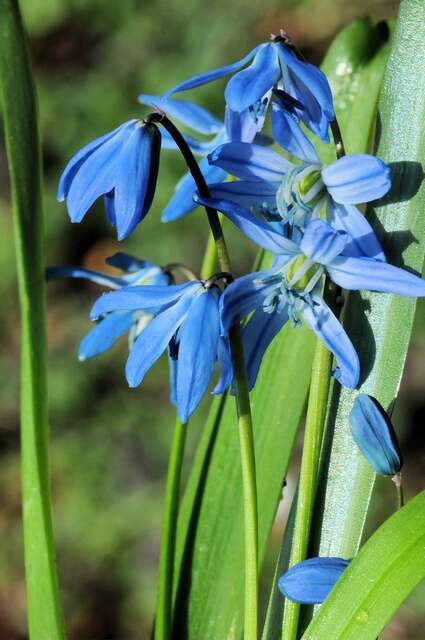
261;18;391;639
172;318;315;638
0;1;65;638
311;0;425;568
302;490;425;639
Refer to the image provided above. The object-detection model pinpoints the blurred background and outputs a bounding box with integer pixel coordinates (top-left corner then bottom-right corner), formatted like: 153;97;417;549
1;0;424;638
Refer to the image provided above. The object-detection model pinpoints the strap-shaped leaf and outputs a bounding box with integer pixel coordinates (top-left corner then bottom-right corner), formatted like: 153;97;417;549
302;490;425;639
311;0;425;567
262;18;391;639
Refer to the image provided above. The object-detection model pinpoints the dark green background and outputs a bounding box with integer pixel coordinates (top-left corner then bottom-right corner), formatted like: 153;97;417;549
2;0;424;638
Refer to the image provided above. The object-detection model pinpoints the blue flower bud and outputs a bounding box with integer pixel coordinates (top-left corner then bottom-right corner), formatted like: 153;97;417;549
349;394;402;477
278;557;349;604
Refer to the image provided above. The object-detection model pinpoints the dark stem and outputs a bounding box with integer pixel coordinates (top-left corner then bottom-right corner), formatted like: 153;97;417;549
330;119;346;159
145;112;232;273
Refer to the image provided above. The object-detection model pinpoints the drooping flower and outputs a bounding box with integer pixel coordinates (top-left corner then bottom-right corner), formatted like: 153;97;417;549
278;557;350;604
47;253;170;361
58;119;161;240
138;94;270;221
164;34;334;142
349;394;402;477
216;218;425;389
203;141;391;261
90;280;232;422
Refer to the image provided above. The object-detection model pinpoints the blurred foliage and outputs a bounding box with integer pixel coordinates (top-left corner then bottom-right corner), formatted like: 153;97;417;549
3;1;425;639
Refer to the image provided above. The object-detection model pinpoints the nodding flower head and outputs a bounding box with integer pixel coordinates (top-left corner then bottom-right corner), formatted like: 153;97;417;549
58;119;161;240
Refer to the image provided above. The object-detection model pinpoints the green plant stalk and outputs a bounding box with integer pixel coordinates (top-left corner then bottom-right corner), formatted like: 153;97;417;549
0;1;65;638
155;418;188;640
281;341;332;640
147;113;258;639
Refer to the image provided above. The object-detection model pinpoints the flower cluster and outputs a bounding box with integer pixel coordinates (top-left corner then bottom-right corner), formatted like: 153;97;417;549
52;32;425;418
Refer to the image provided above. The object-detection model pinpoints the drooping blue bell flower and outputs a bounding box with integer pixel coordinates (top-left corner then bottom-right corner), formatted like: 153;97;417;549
47;253;170;361
90;281;233;422
164;34;334;142
203;141;391;261
216;218;425;390
349;394;402;476
58;119;161;240
278;557;350;604
138;94;270;222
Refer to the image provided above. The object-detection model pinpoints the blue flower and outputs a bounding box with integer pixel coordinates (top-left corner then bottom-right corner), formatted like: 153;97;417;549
164;36;334;142
47;253;170;361
138;94;270;222
58;119;161;240
349;394;402;476
90;281;233;422
278;557;350;604
202;141;391;261
218;218;425;389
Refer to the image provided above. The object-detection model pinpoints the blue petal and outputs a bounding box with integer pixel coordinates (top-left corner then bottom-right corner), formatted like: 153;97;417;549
242;307;288;390
46;265;125;289
321;154;391;204
278;46;334;120
57;124;127;201
161;158;227;222
225;106;261;143
212;336;233;394
224;43;280;112
90;281;200;319
327;256;425;297
104;193;117;226
207;180;279;213
65;120;137;222
176;290;220;421
105;252;154;273
328;203;386;262
220;269;279;331
79;311;135;360
349;394;402;476
168;352;178;406
300;219;348;265
271;103;319;163
125;293;194;387
194;195;300;256
278;557;349;605
113;124;161;240
300;295;360;388
164;45;262;96
208;142;290;181
138;94;222;135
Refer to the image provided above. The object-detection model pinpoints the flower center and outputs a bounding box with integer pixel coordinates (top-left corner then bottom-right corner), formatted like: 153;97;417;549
276;164;326;227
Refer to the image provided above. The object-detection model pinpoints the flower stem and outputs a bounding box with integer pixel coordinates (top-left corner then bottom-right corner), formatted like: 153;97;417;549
155;418;188;640
0;2;65;638
148;112;258;639
282;340;332;640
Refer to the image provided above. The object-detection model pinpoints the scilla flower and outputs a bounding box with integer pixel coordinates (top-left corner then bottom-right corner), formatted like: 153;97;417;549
58;119;161;240
216;218;425;389
47;253;170;361
90;280;232;422
203;141;390;261
278;557;350;604
349;394;402;477
139;94;270;222
164;33;334;142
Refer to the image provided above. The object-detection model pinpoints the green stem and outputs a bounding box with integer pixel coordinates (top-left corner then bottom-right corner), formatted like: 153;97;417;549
148;113;258;639
392;474;404;510
155;418;188;640
0;2;65;639
282;340;332;640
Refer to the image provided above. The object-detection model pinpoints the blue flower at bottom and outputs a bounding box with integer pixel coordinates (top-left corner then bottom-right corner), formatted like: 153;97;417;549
57;119;161;240
278;557;350;604
90;281;233;422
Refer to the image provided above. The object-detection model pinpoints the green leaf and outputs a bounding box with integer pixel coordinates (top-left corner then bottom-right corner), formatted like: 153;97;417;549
302;490;425;640
172;277;315;638
261;18;392;639
311;0;425;568
0;1;65;638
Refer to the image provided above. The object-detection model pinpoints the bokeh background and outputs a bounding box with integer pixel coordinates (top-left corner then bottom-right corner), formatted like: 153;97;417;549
1;0;424;638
